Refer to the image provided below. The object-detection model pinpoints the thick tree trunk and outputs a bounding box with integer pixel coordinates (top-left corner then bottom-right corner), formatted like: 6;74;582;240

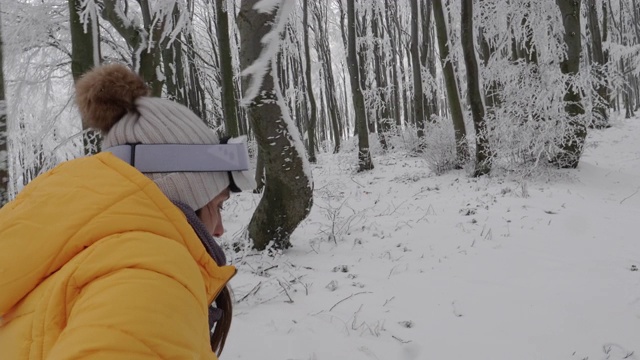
433;0;469;164
303;0;318;163
0;5;8;207
69;0;102;155
461;0;491;176
553;0;587;168
216;0;240;137
587;0;609;128
238;0;313;250
347;0;374;171
409;0;425;139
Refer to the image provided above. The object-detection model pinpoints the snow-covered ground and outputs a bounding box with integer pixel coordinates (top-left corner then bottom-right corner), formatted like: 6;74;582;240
221;118;640;360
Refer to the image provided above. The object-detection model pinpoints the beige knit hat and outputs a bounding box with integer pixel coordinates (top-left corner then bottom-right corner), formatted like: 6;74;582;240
75;63;254;211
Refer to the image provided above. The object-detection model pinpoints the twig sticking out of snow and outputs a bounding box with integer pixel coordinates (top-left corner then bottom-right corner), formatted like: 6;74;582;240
329;291;372;311
620;186;640;204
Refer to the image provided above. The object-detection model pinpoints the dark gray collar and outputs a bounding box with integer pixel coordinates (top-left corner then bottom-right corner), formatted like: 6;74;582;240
171;200;227;266
172;200;227;326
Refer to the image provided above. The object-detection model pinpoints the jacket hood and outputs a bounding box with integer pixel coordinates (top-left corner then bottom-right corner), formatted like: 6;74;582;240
0;153;228;317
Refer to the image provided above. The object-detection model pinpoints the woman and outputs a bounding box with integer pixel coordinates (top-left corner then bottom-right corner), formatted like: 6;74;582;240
0;64;254;359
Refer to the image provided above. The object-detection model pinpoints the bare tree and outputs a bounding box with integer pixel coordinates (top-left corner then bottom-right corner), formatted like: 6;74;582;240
409;0;425;139
312;0;341;153
68;0;102;155
216;0;240;137
303;0;318;163
100;0;163;95
421;0;438;122
553;0;586;168
433;0;469;164
461;0;491;176
385;0;402;127
372;4;391;150
587;0;609;128
346;0;374;171
238;0;313;250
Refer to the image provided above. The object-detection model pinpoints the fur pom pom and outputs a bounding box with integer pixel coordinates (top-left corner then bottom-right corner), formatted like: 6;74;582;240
75;63;149;132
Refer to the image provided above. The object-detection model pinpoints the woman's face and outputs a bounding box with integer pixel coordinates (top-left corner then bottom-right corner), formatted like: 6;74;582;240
198;188;231;237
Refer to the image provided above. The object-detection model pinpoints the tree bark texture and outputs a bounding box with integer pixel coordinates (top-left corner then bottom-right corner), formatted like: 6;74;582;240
587;0;609;128
409;0;425;139
372;8;391;150
69;0;102;155
303;0;318;162
553;0;587;168
433;0;469;164
461;0;491;176
216;0;240;137
238;0;313;250
312;1;341;153
421;0;438;123
385;0;402;128
101;0;163;96
346;0;374;171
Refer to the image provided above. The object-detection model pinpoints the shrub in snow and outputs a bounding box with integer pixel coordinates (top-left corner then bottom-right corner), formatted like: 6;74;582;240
420;119;459;175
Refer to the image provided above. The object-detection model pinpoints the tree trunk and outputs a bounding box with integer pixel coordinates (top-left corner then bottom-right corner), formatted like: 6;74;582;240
303;0;318;163
420;0;437;123
162;6;184;104
372;7;390;150
404;43;415;126
385;0;401;128
587;0;609;128
409;0;425;139
522;4;538;65
553;0;587;168
185;29;208;123
69;0;102;155
312;1;341;153
357;15;375;134
238;0;313;250
100;0;163;96
347;0;374;171
623;57;631;118
0;4;8;207
433;0;469;164
388;0;404;126
216;0;240;137
602;0;611;107
461;0;491;176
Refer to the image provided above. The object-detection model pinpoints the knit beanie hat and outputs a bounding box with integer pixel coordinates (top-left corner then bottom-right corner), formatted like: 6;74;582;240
75;63;250;211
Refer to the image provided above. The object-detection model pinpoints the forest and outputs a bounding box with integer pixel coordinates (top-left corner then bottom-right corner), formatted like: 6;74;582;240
0;0;638;249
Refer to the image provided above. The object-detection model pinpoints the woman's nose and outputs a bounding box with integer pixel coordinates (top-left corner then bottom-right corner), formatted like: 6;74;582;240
213;220;225;237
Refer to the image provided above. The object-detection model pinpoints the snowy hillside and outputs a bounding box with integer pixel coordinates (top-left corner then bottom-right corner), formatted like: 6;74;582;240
220;117;640;360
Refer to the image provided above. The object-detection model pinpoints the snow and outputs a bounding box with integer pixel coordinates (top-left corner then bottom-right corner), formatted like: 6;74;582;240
220;117;640;360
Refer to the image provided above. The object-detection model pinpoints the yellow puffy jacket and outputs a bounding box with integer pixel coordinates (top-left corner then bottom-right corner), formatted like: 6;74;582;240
0;153;236;359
